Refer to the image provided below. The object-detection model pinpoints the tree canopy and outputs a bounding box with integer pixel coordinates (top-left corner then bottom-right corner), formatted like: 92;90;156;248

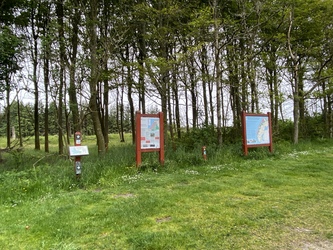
1;0;333;152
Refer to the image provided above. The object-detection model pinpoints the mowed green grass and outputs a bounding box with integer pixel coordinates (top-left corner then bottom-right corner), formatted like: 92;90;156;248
1;138;333;249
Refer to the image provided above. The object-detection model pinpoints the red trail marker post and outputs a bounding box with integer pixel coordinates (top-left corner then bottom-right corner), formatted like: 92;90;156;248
69;132;89;178
202;146;207;160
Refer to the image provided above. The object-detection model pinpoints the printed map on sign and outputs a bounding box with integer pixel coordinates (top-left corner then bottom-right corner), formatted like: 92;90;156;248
141;117;160;149
245;116;270;145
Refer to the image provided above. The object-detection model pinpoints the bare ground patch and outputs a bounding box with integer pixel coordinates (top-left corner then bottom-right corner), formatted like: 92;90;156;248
287;227;333;250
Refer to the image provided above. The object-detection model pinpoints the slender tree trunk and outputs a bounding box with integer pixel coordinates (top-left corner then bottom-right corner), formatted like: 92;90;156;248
124;43;135;144
137;16;146;113
6;77;10;149
213;0;222;145
298;67;305;136
128;80;135;144
265;45;280;130
240;38;248;112
44;48;49;153
17;98;23;147
201;45;209;127
88;0;106;154
188;53;197;128
227;44;241;128
273;66;279;129
167;80;174;144
288;10;299;144
327;96;333;138
103;78;109;147
185;77;189;133
43;12;50;153
117;81;125;142
120;102;125;143
56;0;65;154
101;2;110;149
172;67;181;139
208;76;214;126
31;5;40;150
68;0;81;133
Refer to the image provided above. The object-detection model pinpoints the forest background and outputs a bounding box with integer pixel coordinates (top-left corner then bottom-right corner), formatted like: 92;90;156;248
1;0;333;154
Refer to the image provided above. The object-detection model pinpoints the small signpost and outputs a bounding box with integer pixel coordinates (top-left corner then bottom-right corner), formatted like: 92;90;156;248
135;111;164;167
241;111;273;156
69;132;89;178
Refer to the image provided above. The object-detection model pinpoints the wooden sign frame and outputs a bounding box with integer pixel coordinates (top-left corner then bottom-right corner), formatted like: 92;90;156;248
135;111;164;167
242;111;273;156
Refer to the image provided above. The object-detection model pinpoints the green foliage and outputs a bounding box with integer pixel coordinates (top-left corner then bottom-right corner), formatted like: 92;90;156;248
175;126;217;151
301;114;326;139
2;138;333;249
274;119;294;142
0;101;135;139
0;26;23;99
273;115;327;142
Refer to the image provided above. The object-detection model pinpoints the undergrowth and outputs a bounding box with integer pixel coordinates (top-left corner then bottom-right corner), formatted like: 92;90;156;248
1;136;331;207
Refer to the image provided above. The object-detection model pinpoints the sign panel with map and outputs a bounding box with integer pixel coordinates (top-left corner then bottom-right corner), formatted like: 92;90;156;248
140;117;160;149
242;111;273;155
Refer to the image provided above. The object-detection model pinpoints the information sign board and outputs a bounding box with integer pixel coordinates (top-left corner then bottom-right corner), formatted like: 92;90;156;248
242;111;273;155
69;146;89;156
135;111;164;167
140;117;161;149
245;115;270;145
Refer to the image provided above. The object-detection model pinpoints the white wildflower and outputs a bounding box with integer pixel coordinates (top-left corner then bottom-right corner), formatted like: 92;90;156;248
185;170;199;175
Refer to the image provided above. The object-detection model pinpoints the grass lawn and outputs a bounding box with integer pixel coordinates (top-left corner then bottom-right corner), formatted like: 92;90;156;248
1;139;333;249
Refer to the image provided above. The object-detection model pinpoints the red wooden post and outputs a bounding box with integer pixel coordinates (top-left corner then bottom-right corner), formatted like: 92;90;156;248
158;112;164;165
241;111;248;156
135;111;142;166
268;112;273;153
74;131;82;177
202;146;207;160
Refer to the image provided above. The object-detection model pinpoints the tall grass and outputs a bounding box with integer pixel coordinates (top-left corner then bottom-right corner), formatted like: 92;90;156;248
1;136;333;249
0;135;323;204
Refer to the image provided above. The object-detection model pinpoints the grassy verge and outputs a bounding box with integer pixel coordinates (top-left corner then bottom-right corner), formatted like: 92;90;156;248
1;138;333;249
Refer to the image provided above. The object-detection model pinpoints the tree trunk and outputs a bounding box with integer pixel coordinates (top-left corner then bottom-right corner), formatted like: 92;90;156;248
201;45;209;128
56;0;65;154
43;10;50;153
117;82;125;142
213;0;222;145
298;67;305;137
88;0;106;154
127;75;135;144
288;10;299;144
68;0;81;133
172;67;181;139
101;2;110;149
6;77;10;149
44;52;49;153
227;44;241;128
167;80;174;144
188;53;197;128
17;98;23;147
137;12;146;114
31;5;40;150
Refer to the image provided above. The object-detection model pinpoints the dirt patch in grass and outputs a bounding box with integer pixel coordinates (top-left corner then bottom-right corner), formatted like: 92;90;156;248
288;227;333;250
299;241;333;250
156;216;172;223
114;193;135;198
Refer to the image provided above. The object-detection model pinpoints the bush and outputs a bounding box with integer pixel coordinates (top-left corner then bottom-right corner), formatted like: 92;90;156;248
174;125;217;151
